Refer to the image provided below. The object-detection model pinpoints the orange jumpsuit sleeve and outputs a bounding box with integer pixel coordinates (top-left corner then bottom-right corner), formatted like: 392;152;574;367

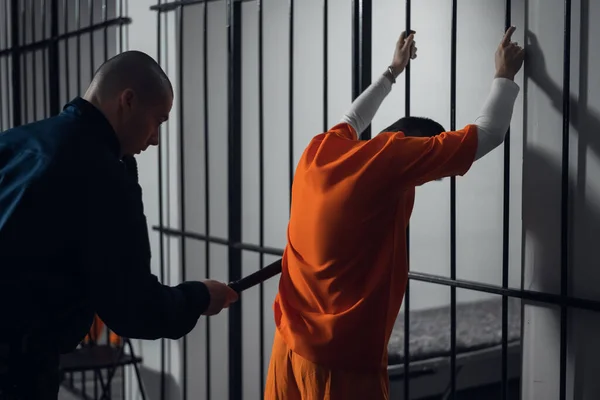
386;124;479;187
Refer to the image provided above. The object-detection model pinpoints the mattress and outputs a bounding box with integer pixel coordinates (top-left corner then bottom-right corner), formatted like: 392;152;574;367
387;297;522;365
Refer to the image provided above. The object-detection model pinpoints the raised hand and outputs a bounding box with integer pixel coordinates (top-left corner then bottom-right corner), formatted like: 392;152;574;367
390;30;417;77
495;26;525;80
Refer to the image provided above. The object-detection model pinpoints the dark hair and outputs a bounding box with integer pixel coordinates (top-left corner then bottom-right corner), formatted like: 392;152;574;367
380;116;445;138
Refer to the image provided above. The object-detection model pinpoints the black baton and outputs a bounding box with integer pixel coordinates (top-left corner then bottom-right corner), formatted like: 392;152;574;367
228;259;283;293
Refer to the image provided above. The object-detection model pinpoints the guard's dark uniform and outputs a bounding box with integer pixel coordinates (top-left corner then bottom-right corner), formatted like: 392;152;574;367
0;98;210;399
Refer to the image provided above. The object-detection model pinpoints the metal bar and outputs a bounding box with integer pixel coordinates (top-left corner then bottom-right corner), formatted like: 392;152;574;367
288;0;294;195
75;0;81;97
153;227;284;255
257;0;266;395
502;4;512;399
0;18;132;58
4;0;12;127
103;0;108;61
151;0;254;13
176;6;188;400
449;1;458;396
42;0;48;117
151;225;600;311
155;1;166;398
351;0;372;138
202;2;211;398
48;0;59;116
31;0;39;121
560;0;572;398
89;0;95;83
195;2;213;399
21;1;28;123
11;0;22;127
120;0;124;52
404;2;411;398
323;0;328;132
227;1;243;397
64;0;70;104
100;0;112;357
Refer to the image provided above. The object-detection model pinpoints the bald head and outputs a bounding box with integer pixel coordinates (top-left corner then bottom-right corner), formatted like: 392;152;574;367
83;51;174;157
86;50;172;105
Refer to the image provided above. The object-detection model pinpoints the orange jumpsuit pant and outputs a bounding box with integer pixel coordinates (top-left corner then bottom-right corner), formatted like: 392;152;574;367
264;330;389;400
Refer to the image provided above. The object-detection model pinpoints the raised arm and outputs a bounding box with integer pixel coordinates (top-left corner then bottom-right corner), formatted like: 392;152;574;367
340;30;417;138
473;26;525;160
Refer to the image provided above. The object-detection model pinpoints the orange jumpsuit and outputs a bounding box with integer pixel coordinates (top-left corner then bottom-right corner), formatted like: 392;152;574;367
265;123;478;399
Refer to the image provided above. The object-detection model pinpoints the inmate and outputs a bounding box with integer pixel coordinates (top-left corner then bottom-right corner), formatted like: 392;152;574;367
265;27;525;399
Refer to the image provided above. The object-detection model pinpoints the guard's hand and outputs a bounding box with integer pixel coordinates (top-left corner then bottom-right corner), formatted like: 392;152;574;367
495;26;525;80
390;30;417;77
202;280;239;316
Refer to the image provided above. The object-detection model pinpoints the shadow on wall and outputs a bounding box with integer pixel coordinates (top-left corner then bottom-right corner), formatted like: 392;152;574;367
523;0;600;395
138;366;182;400
522;0;600;298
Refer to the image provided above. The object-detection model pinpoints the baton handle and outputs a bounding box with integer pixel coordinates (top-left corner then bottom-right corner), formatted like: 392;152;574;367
228;259;283;293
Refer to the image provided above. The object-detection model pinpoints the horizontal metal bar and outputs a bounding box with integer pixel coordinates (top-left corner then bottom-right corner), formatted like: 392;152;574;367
154;226;600;311
150;0;252;13
0;17;132;57
409;271;600;312
153;226;284;256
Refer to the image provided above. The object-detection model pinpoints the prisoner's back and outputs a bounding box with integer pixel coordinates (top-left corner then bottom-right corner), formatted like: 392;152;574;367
274;122;478;371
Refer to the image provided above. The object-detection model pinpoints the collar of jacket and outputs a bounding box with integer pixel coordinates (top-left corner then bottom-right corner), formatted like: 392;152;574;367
61;97;121;158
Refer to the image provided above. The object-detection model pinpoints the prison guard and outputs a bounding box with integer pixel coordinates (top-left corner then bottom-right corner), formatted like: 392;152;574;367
266;122;478;399
0;97;211;354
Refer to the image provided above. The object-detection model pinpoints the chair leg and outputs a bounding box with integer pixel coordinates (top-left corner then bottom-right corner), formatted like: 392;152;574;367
125;339;147;400
98;345;125;400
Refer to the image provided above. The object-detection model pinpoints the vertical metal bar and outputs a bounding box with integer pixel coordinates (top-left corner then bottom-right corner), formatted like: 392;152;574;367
89;0;95;80
322;0;328;132
63;0;69;102
177;6;188;400
102;0;108;61
101;0;112;368
30;0;39;121
75;0;81;95
449;0;458;397
48;0;59;116
351;0;372;138
0;1;4;130
119;0;124;52
94;369;98;399
403;2;411;398
11;0;22;127
4;0;12;126
42;0;48;118
21;1;28;123
257;0;265;395
227;1;243;399
560;0;572;398
155;2;166;400
501;4;512;399
288;0;294;194
202;2;211;399
81;371;86;397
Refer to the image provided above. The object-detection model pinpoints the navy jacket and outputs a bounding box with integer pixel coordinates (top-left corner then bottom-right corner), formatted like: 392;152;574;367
0;97;210;353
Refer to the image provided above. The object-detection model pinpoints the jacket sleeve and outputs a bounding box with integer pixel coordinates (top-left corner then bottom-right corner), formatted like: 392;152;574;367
82;157;210;340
